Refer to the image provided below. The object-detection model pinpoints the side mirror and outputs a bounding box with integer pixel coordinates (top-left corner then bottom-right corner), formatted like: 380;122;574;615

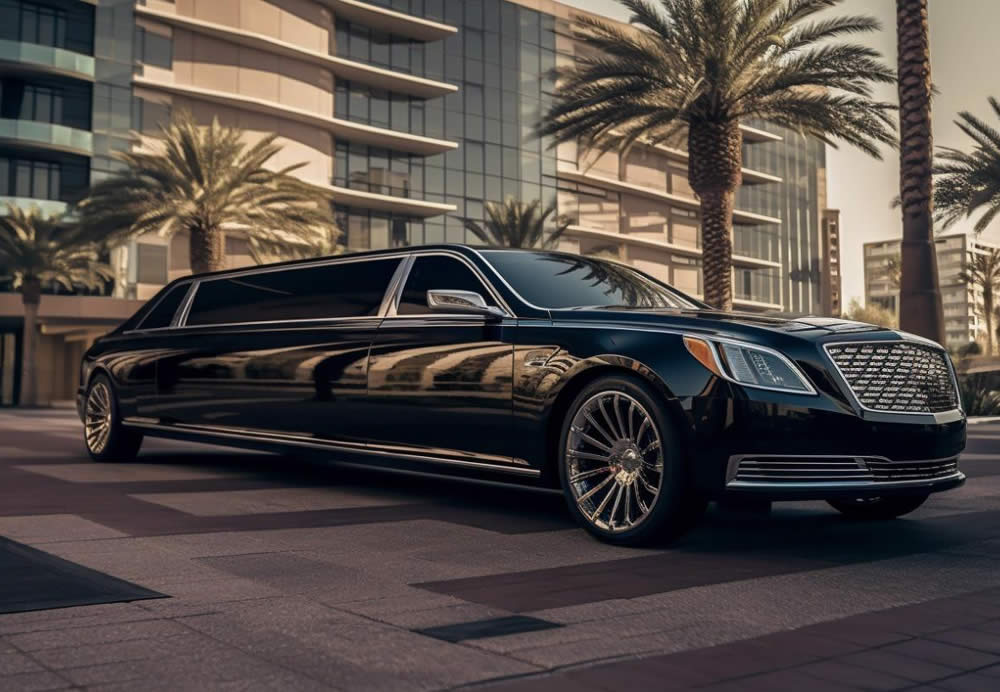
426;290;506;320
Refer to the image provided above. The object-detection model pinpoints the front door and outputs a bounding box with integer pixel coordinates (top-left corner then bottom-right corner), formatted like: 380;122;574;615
366;253;518;467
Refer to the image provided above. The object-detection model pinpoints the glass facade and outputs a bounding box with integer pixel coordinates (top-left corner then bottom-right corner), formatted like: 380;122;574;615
738;123;827;312
0;0;94;55
332;0;558;249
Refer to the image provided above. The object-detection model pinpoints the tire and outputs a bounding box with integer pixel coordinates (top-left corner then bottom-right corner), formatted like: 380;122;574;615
83;374;143;462
827;494;929;520
557;375;705;546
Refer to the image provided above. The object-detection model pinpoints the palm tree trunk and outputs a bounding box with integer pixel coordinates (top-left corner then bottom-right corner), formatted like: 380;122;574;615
688;120;743;311
985;287;994;357
19;278;41;407
189;224;225;274
896;0;945;344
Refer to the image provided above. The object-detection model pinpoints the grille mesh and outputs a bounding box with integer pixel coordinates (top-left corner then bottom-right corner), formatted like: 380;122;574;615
826;342;958;413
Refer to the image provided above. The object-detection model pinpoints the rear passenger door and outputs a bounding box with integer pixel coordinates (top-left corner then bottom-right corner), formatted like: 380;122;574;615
366;253;518;466
153;257;403;445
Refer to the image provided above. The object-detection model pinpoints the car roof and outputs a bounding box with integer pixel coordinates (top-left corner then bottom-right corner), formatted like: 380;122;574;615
175;244;572;283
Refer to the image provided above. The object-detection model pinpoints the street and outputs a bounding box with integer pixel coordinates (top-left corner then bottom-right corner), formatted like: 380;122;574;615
1;409;999;691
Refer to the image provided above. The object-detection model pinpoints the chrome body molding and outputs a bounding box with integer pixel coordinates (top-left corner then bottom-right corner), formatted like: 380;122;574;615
122;419;540;477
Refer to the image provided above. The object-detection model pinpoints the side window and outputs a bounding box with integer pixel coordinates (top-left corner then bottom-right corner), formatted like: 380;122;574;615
397;255;497;315
184;258;401;326
137;283;189;330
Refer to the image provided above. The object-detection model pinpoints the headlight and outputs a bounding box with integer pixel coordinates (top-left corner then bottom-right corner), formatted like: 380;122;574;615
683;336;816;394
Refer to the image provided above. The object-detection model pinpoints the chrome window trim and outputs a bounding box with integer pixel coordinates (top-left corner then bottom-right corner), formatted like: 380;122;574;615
122;418;540;477
383;249;514;319
379;254;414;318
822;340;962;416
177;253;409;329
124;280;194;334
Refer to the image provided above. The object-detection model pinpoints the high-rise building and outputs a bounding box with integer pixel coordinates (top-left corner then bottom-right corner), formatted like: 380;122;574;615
864;232;991;349
1;0;831;404
821;209;841;317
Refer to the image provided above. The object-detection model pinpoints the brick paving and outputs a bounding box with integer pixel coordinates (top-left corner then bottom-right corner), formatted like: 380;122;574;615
0;410;998;690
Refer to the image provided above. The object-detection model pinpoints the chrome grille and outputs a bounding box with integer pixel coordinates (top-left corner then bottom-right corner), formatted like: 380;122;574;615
826;342;958;414
732;457;873;484
866;457;959;482
729;455;961;486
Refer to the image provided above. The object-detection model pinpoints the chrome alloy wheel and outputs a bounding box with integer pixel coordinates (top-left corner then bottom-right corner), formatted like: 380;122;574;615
84;382;113;454
565;391;664;533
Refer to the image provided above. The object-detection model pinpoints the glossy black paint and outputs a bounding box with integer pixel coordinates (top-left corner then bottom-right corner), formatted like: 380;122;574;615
79;245;967;501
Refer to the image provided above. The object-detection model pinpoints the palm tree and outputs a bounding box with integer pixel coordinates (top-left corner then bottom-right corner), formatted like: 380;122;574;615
934;97;1000;233
0;205;111;406
77;109;336;274
462;198;571;249
958;249;1000;357
540;0;896;310
896;0;944;344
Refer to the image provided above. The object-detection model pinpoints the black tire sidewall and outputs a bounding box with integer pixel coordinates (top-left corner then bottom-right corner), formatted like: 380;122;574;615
85;374;140;462
828;494;928;520
557;375;695;546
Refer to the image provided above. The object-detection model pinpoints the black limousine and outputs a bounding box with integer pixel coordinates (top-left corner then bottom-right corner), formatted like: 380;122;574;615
78;245;966;545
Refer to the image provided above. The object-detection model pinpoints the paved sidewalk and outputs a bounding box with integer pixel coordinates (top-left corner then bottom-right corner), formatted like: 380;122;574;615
0;410;999;690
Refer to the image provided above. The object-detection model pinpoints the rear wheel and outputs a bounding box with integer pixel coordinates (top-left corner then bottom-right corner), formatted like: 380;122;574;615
84;375;143;462
827;494;928;520
557;375;705;546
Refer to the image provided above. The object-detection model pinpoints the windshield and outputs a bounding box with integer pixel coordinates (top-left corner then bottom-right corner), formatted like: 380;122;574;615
481;251;701;310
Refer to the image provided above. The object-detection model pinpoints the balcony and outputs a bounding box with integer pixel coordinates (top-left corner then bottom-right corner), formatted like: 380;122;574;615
0;197;68;217
134;6;456;98
326;183;455;217
564;225;782;269
133;78;457;155
319;0;456;41
559;169;782;226
0;120;93;157
0;39;94;81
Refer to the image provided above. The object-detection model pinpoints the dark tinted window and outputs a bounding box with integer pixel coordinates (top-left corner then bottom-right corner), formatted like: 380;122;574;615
482;251;699;310
138;283;188;330
185;258;401;326
397;255;497;315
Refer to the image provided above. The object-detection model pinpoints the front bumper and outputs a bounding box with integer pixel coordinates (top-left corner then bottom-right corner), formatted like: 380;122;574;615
722;454;965;500
686;392;967;500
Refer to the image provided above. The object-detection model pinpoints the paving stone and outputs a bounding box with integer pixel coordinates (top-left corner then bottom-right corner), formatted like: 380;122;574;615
882;637;1000;670
927;626;1000;654
933;671;1000;692
796;659;915;691
6;619;189;652
840;648;961;683
0;670;71;691
0;651;44;675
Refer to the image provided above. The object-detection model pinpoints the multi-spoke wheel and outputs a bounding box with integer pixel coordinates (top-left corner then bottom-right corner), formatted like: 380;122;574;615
83;375;143;462
558;376;705;546
827;494;928;520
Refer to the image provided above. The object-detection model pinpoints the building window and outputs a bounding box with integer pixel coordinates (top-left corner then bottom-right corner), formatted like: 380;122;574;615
135;26;172;70
136;243;168;285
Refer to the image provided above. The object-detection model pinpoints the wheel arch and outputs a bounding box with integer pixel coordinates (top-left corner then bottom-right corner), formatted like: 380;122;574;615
540;356;691;486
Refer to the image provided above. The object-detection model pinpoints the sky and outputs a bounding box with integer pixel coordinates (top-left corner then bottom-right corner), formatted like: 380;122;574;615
561;0;1000;307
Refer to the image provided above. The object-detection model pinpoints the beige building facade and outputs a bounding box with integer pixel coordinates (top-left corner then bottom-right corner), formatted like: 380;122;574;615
1;0;830;404
864;233;992;350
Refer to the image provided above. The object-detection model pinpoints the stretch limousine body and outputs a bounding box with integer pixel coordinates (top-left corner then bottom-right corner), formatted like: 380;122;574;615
78;245;966;545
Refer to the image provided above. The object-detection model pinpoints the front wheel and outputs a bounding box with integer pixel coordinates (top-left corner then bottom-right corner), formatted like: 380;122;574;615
558;375;705;546
827;494;928;520
83;375;143;462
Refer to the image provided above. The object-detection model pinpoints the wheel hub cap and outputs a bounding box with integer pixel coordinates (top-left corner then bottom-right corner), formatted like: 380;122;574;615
565;391;664;533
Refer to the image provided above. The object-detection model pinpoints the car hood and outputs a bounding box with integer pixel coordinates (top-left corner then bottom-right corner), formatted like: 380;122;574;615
551;307;890;342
